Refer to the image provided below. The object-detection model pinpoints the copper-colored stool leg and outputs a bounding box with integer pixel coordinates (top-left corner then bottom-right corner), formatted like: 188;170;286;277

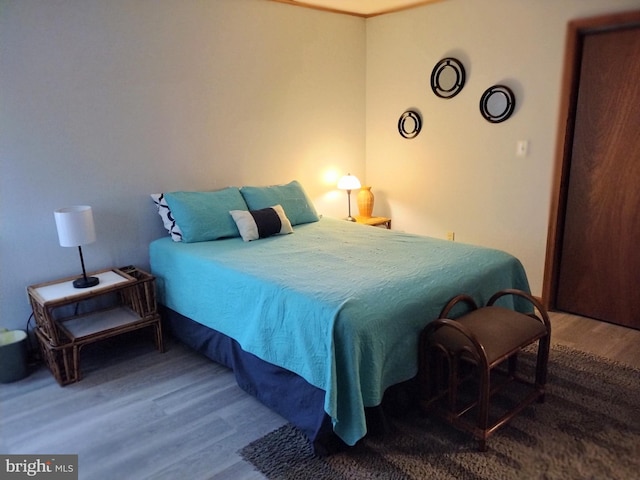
448;354;459;411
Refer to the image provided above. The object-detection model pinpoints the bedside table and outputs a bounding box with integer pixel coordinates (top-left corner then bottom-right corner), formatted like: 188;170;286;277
27;266;164;385
355;216;391;229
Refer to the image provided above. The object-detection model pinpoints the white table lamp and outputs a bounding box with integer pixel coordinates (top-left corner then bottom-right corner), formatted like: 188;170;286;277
54;205;99;288
337;174;361;222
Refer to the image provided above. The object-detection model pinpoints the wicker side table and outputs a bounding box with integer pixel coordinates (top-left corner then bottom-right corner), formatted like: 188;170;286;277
27;266;164;385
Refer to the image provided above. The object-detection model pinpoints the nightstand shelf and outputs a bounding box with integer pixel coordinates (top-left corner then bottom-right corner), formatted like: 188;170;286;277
355;216;391;229
28;266;164;385
59;306;149;340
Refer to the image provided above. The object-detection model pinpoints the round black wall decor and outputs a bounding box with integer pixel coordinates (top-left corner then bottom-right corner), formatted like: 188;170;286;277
430;57;466;99
398;110;422;139
479;85;516;123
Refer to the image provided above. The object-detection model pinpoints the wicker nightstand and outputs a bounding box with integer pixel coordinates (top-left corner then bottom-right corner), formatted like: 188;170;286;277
27;266;164;385
354;216;391;229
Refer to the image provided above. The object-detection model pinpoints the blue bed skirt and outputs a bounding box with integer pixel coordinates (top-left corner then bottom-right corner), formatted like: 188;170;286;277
162;307;405;455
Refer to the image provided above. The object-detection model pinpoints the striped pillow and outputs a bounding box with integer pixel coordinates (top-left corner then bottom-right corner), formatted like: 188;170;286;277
229;204;293;242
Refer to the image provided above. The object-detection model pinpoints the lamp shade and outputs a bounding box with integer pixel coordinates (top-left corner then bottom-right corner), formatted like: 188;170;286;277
337;174;361;191
54;206;96;247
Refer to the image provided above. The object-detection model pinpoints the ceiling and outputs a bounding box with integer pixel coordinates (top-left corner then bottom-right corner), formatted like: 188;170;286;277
271;0;444;17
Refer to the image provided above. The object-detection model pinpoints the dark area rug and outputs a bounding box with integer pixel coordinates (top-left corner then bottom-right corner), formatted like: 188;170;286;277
239;345;640;479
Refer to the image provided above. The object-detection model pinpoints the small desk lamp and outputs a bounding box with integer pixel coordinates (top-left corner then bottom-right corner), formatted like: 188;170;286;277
337;173;361;222
54;205;100;288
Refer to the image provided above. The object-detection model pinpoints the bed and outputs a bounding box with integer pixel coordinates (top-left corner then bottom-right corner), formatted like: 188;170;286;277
149;183;530;451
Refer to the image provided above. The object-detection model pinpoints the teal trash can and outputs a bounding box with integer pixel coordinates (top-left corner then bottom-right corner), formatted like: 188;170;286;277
0;330;29;383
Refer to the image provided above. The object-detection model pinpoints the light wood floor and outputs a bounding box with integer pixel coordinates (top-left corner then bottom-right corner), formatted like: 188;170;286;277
1;312;638;479
549;311;640;368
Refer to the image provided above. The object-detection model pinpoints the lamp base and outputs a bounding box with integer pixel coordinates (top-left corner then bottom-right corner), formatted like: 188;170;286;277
73;276;99;289
346;216;356;222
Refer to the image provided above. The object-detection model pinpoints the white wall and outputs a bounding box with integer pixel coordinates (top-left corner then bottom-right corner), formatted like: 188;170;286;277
0;0;366;330
365;0;640;296
3;0;640;332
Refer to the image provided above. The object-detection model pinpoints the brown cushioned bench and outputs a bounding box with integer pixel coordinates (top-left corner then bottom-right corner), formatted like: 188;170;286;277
418;289;551;451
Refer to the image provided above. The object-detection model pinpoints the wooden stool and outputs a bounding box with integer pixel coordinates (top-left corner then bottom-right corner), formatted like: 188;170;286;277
418;289;550;451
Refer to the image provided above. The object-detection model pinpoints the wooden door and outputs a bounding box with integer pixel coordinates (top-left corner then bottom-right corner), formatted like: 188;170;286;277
554;24;640;328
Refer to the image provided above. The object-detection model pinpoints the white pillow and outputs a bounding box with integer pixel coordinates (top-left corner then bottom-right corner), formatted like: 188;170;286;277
150;193;183;241
229;204;293;242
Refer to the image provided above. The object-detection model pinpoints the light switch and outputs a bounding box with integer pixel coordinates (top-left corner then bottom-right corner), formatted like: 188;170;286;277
516;140;529;157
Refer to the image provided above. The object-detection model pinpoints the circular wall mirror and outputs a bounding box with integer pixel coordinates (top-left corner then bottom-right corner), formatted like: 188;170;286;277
479;85;516;123
430;58;466;99
398;110;422;139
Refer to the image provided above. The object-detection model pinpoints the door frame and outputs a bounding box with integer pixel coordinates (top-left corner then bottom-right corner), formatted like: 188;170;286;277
542;10;640;310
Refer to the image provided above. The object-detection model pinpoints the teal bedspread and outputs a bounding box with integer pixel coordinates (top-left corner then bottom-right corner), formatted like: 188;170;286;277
149;217;530;445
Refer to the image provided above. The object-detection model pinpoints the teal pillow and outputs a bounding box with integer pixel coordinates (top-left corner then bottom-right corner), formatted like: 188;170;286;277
240;180;319;226
164;188;248;242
